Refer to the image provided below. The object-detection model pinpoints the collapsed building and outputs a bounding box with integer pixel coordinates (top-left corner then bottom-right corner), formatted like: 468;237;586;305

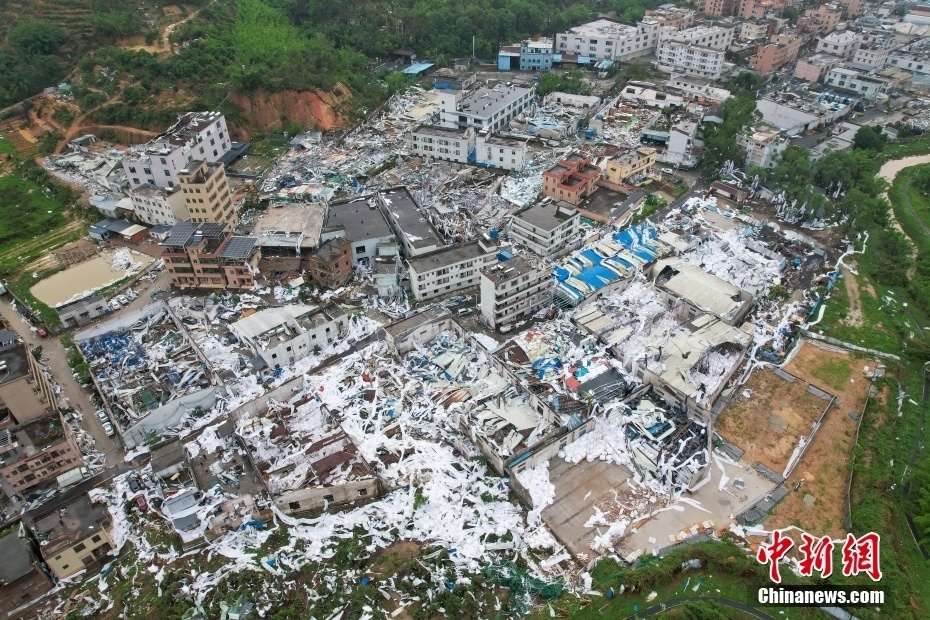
229;304;348;370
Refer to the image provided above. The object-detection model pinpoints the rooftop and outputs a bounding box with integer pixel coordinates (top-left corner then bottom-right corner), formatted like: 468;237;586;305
34;494;109;558
219;236;259;260
0;341;31;386
252;203;327;250
458;84;533;121
566;18;639;38
513;201;579;232
163;222;228;248
0;525;38;585
407;240;493;273
232;304;346;343
482;134;527;148
653;258;746;321
481;255;546;284
324;196;393;242
314;237;350;262
0;411;68;463
379;187;444;250
413;125;469;140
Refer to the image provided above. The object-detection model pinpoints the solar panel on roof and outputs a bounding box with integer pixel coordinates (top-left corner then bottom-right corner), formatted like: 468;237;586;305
221;236;258;259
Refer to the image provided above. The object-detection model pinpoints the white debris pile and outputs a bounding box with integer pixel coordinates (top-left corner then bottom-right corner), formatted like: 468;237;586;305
516;461;555;526
103;247;145;273
676;227;782;296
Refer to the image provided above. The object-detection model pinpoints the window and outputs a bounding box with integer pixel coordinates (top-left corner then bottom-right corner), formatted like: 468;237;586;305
355;245;365;254
62;565;70;571
358;488;368;496
289;501;301;510
323;494;334;502
129;167;136;173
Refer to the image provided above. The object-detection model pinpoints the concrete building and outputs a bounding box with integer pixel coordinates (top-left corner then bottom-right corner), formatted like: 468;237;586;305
129;184;190;226
739;20;771;41
849;42;890;70
657;42;727;79
320;196;398;267
804;3;844;33
306;238;353;289
704;0;738;18
541;152;601;205
475;133;527;171
162;222;260;289
833;0;863;16
0;412;83;494
556;18;660;62
735;0;788;19
520;38;554;71
794;53;844;81
816;30;859;57
658;24;735;51
406;239;497;302
251;202;326;259
410;125;474;165
887;54;930;76
652;258;753;325
121;111;231;190
230;304;347;369
824;68;891;98
646;6;698;28
479;256;552;329
749;34;803;72
664;77;732;102
664;120;700;167
437;84;535;133
376;187;444;258
738;127;788;169
0;339;58;426
56;293;111;329
179;160;237;227
509;201;581;258
32;494;113;580
0;523;54;617
604;147;657;184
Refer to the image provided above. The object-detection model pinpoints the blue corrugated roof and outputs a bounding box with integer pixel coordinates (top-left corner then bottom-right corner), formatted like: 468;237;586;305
578;56;592;64
403;62;435;74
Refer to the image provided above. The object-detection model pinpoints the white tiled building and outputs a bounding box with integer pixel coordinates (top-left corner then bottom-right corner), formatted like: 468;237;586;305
475;133;527;171
816;30;859;58
658;24;735;51
437;85;535;133
410;125;475;165
738;128;787;169
657;42;727;79
129;185;190;226
886;54;930;76
824;68;891;99
122;112;232;190
556;18;660;62
509;201;581;259
479;256;553;329
230;304;347;370
406;239;497;302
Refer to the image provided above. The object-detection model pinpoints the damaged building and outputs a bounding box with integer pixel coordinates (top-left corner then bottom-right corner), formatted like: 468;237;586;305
230;304;347;370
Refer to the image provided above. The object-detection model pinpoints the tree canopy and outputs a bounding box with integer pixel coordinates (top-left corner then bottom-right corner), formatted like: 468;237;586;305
853;124;887;152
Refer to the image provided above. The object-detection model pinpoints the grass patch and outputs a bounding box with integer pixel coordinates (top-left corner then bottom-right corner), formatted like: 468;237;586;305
808;357;854;391
0;174;69;254
0;136;16;157
5;266;67;328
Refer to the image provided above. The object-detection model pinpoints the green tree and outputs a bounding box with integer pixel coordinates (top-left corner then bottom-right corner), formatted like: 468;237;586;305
853;125;887;152
7;21;63;55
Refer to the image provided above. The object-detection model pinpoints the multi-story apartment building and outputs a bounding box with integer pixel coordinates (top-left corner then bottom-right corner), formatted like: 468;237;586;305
179;160;237;227
377;187;444;258
437;85;535;133
848;42;889;70
0;337;57;427
121;111;231;190
657;42;727;79
321;196;398;267
794;53;844;81
659;24;735;51
738;0;789;19
804;4;844;34
816;30;859;57
0;522;54;617
0;412;83;493
306;238;353;289
704;0;738;18
541;152;601;205
161;222;260;289
410;125;474;165
833;0;863;16
520;38;553;70
887;54;930;76
129;184;190;226
509;201;581;258
738;128;788;169
824;68;891;98
231;304;347;369
646;6;698;28
32;494;114;580
665;120;700;167
406;239;497;302
476;133;527;171
739;21;771;41
479;256;553;329
749;33;802;72
556;18;660;62
604;147;657;184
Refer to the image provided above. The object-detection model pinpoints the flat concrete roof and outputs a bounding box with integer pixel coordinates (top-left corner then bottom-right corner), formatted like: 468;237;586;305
34;494;108;557
459;85;532;121
481;255;544;283
253;203;326;249
413;125;469;140
513;201;579;232
407;240;491;273
379;187;443;250
325;196;393;242
566;18;638;38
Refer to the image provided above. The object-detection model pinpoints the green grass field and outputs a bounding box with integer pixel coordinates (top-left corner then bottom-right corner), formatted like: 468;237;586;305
0;136;16;156
0;174;69;252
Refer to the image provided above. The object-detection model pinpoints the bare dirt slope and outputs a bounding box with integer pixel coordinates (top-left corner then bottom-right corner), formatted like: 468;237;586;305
229;86;352;137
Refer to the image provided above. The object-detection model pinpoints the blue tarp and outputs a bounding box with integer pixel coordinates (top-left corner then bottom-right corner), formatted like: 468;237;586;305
403;62;435;74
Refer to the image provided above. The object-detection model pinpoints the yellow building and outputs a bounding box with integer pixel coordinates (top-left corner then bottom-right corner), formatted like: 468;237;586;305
179;160;237;227
604;147;657;185
33;494;113;579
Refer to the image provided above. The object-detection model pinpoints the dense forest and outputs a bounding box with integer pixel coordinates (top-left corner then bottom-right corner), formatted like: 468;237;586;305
0;0;685;115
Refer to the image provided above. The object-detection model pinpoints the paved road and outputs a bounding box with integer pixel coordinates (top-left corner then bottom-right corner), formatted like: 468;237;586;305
621;595;776;619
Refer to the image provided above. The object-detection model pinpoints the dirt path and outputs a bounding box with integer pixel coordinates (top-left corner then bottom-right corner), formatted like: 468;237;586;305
840;265;862;327
0;219;85;263
54;90;126;155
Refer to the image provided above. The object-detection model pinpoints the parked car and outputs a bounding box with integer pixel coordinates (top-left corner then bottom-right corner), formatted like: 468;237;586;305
661;167;673;174
499;324;514;333
134;493;149;512
116;295;129;305
456;308;472;317
128;476;144;493
95;410;108;422
102;422;115;437
109;299;121;311
35;327;48;338
125;289;138;301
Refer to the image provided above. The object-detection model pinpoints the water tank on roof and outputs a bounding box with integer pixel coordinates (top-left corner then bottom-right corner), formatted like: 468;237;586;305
489;229;499;239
